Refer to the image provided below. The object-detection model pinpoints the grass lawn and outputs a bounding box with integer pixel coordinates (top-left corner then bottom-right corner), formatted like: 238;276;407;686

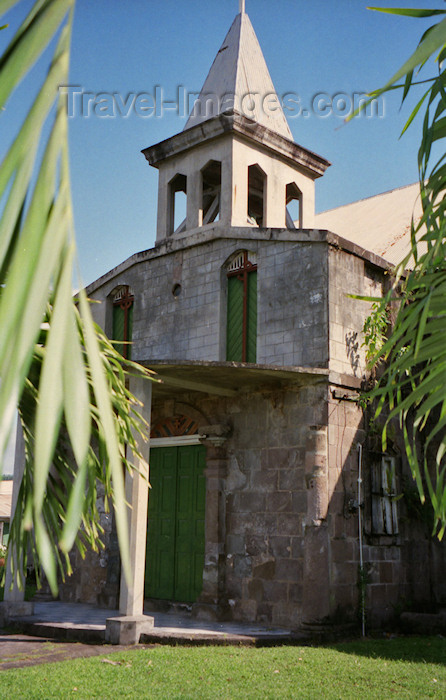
0;636;444;699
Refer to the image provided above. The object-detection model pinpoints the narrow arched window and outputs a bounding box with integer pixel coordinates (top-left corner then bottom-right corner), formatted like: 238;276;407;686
247;164;266;227
226;251;257;363
286;182;302;229
201;160;221;225
112;285;134;360
168;173;187;235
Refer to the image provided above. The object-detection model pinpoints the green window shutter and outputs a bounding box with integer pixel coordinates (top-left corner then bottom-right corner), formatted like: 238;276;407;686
112;304;125;357
127;304;133;360
226;275;244;361
112;303;133;359
226;270;257;363
246;270;257;363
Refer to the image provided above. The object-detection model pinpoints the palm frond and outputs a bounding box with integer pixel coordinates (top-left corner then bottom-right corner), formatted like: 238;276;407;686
0;0;154;593
361;7;446;538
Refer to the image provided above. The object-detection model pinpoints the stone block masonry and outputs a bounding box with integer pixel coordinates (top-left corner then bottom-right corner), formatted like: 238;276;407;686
150;381;328;629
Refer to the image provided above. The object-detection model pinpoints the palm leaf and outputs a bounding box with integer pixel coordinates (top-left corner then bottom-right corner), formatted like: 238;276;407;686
0;0;154;594
358;7;446;538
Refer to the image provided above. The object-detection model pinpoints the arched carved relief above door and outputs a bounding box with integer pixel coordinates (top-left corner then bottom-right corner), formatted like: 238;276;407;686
150;415;199;439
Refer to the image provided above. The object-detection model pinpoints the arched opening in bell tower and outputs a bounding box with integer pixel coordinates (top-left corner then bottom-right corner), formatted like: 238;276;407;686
247;164;266;227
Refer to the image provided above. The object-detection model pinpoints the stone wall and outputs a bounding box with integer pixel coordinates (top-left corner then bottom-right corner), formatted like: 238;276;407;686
87;228;330;369
151;379;328;629
326;393;365;624
328;246;384;378
58;489;120;608
76;227;446;630
326;389;446;629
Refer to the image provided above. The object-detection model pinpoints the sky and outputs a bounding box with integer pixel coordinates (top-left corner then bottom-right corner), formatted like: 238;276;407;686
0;0;441;289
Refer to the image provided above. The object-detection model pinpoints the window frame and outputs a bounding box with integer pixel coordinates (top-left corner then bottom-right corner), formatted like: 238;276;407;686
112;285;134;360
371;454;399;535
226;251;257;363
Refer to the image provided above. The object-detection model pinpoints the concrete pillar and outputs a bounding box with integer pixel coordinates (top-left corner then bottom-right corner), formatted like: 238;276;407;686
1;420;34;621
220;157;233;226
4;420;26;603
107;376;155;644
265;175;286;229
156;171;169;242
231;151;248;227
118;376;152;616
301;183;315;229
186;170;201;230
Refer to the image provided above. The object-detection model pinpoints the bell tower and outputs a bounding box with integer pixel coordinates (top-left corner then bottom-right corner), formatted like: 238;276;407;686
143;3;330;243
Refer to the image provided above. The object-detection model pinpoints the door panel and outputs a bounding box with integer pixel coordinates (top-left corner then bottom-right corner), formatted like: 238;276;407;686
145;445;206;602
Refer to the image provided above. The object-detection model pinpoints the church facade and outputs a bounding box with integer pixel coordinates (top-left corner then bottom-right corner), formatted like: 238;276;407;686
64;8;445;630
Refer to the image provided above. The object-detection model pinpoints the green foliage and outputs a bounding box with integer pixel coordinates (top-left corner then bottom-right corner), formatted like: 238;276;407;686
355;6;446;539
362;301;390;366
401;476;436;529
0;0;153;593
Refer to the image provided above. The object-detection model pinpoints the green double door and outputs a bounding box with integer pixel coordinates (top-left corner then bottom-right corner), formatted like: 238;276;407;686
145;445;206;603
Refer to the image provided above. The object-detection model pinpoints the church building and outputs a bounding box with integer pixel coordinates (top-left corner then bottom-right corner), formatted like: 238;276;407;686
65;4;445;631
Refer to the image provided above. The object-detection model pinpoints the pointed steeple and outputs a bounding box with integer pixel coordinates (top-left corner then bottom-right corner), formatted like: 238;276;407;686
184;11;293;140
143;5;330;242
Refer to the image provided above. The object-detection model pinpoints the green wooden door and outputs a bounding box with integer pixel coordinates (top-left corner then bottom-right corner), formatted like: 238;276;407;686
145;445;206;602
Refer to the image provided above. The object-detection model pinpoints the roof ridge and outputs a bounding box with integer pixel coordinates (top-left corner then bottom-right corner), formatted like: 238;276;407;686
316;182;419;216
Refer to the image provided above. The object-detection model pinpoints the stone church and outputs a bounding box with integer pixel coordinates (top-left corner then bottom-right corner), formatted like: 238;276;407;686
65;5;444;630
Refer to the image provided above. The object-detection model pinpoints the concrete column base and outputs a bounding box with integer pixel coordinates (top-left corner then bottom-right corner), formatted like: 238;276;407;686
0;601;34;626
105;614;154;645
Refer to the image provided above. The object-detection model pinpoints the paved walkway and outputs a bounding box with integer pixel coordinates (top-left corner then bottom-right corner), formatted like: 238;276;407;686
0;634;150;671
2;601;296;650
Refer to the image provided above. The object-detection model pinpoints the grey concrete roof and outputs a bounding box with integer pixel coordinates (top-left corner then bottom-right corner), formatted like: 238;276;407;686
184;12;293;140
0;480;12;521
142;360;328;398
314;182;424;266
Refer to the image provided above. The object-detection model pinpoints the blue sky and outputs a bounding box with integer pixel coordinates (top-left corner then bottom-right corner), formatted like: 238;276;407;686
1;0;441;287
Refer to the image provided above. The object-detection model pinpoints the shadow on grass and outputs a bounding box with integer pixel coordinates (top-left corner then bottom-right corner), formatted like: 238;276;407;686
326;635;446;665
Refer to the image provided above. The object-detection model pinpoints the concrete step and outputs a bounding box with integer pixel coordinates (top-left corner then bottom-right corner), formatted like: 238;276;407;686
400;611;446;635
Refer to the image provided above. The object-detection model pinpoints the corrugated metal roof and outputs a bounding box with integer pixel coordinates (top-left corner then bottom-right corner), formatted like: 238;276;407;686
314;182;424;266
0;480;13;520
184;12;293;140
